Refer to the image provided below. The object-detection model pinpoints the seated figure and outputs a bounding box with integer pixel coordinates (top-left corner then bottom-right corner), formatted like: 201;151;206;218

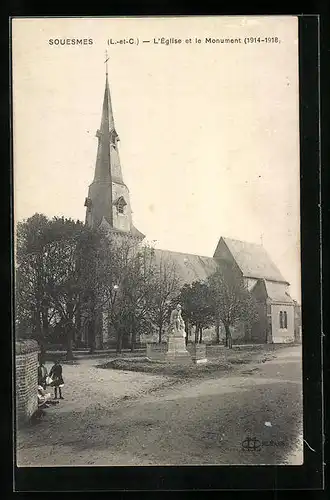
168;304;186;338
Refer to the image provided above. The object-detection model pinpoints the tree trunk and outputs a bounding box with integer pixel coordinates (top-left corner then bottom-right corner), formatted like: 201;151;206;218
244;323;251;342
199;326;203;344
38;336;46;361
88;320;96;354
194;324;199;344
131;327;136;352
41;306;49;341
66;327;74;360
75;305;82;345
66;303;75;360
215;317;220;344
34;308;44;353
88;295;96;354
158;323;163;344
224;323;233;349
116;328;123;354
66;337;74;359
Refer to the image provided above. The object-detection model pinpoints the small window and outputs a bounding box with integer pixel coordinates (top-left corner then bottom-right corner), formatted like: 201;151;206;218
84;197;92;211
279;310;288;329
283;311;288;329
279;311;283;329
114;196;127;215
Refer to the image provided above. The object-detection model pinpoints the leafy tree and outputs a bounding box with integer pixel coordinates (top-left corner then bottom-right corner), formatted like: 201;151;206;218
15;214;53;355
207;262;259;348
15;214;97;359
176;281;214;344
42;217;87;359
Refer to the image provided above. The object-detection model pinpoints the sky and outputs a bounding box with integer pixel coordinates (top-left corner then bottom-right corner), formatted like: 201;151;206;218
12;16;301;301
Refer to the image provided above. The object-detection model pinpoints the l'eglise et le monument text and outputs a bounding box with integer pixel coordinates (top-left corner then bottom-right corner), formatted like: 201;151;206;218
81;60;299;350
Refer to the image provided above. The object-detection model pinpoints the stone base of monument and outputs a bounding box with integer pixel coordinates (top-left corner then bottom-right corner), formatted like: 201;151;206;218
165;335;192;364
146;342;167;361
187;343;208;364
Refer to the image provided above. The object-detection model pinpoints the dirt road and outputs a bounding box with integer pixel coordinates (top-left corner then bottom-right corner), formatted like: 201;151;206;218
16;346;303;466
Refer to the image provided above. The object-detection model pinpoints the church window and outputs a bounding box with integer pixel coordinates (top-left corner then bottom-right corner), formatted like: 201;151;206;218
84;197;92;211
115;196;127;215
279;310;288;329
283;311;288;328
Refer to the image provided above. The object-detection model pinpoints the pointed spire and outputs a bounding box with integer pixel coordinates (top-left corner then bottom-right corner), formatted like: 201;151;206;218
86;53;135;230
105;49;109;75
93;52;123;184
102;50;115;134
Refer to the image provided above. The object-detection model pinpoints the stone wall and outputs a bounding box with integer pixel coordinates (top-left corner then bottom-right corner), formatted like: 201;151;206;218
271;304;295;343
15;340;39;425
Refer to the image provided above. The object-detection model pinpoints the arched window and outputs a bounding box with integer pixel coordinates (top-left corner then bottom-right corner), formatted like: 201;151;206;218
114;196;127;215
283;311;288;329
279;311;283;329
279;311;288;329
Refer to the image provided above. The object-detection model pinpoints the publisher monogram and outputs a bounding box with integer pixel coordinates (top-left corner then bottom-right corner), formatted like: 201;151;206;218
242;437;286;451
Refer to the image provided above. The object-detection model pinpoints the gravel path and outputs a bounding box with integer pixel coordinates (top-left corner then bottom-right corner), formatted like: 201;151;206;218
16;347;303;467
17;357;173;466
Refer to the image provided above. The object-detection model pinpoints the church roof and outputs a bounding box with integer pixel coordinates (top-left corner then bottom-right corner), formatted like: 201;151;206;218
152;238;289;289
218;237;288;284
100;216;145;240
263;280;294;304
152;248;218;285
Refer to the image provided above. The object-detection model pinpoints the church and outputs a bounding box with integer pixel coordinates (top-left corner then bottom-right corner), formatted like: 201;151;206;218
83;63;296;347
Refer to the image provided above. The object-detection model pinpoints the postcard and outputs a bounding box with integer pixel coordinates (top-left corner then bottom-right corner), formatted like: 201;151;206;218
12;16;303;470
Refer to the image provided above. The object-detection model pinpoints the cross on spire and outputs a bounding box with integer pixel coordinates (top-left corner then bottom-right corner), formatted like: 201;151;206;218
104;49;109;75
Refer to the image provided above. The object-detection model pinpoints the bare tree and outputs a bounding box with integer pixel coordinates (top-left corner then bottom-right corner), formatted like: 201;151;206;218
149;255;182;343
86;234;156;353
207;262;259;348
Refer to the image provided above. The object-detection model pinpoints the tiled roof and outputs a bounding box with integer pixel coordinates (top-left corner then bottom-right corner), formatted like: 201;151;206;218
100;216;145;240
264;280;294;304
220;237;288;284
153;248;218;285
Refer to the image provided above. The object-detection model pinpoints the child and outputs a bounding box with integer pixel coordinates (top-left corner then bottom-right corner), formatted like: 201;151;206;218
37;360;48;389
49;359;65;400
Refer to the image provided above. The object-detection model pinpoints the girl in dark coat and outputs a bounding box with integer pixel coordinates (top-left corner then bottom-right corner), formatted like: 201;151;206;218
38;361;48;389
49;360;65;399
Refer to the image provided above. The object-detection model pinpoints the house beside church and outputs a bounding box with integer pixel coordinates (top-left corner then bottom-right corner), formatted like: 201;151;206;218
82;62;296;347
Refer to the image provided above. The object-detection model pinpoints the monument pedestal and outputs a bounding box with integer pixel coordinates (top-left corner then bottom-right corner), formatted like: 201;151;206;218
165;335;192;364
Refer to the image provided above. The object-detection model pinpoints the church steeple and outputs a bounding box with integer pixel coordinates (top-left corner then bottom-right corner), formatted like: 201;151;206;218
85;54;144;241
93;55;123;185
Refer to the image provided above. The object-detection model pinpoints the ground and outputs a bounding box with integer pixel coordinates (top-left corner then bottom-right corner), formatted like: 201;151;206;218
16;344;303;466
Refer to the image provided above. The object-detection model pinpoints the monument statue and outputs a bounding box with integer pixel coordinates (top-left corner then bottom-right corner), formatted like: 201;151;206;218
168;304;186;338
165;304;191;363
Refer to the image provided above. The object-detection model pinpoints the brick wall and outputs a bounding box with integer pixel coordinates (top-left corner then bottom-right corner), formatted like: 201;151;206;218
15;340;39;425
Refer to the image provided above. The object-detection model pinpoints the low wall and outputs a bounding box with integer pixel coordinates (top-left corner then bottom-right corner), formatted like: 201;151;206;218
187;344;207;364
16;340;39;425
146;342;167;361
